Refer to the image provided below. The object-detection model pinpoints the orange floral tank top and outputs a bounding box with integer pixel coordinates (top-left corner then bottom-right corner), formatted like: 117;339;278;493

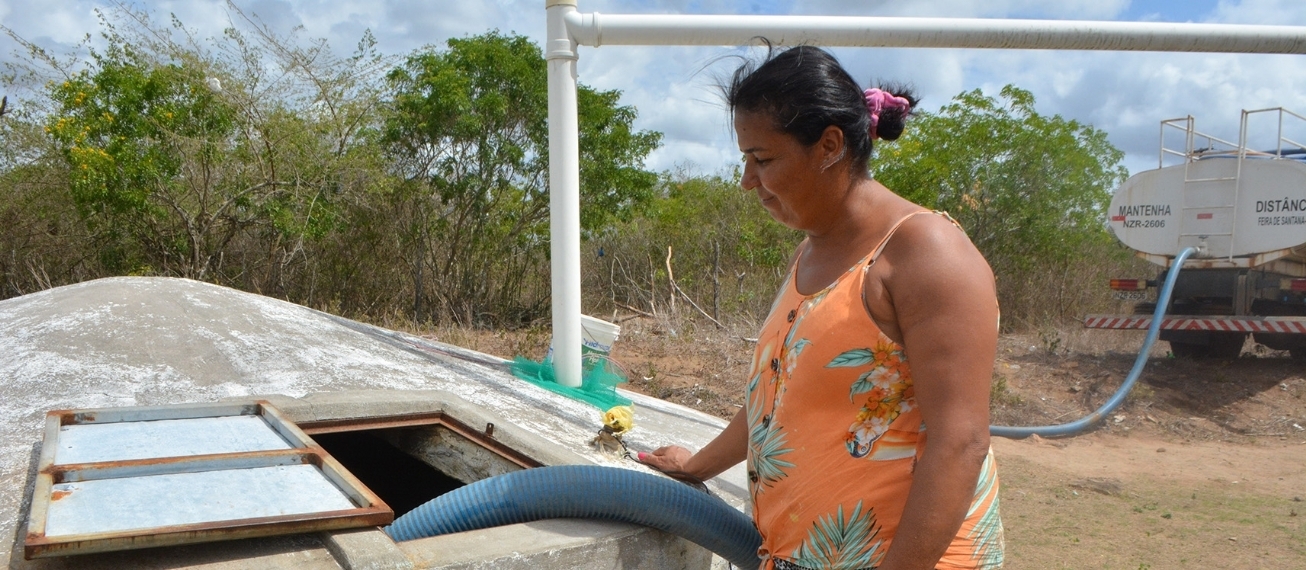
745;211;1004;570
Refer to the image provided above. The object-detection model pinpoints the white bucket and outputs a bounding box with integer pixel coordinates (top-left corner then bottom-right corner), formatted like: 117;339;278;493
546;314;621;362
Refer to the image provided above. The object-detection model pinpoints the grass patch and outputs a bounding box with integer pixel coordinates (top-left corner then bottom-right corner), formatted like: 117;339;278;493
992;373;1024;407
999;455;1305;569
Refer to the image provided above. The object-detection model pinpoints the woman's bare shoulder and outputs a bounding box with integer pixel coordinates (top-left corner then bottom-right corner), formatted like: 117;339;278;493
880;211;991;279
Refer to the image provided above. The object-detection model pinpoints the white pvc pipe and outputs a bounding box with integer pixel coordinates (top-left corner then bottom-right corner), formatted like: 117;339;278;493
546;0;583;388
564;13;1306;53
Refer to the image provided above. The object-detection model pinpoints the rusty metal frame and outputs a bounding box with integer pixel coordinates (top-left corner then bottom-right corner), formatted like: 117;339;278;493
25;401;392;559
298;412;543;470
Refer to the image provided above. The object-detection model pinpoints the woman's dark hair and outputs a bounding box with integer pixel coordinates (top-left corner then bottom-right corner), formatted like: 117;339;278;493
725;44;918;172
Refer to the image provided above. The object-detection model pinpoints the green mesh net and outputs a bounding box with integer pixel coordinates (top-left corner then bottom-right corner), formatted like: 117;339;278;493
510;355;632;411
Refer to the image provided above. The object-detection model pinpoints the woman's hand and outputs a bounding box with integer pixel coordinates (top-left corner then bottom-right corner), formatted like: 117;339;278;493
638;445;694;473
637;407;749;483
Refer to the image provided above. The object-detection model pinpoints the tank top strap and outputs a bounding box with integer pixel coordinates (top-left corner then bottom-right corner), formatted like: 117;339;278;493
867;209;961;266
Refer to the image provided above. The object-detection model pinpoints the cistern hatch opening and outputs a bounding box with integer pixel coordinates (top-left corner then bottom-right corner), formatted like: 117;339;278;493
299;413;542;519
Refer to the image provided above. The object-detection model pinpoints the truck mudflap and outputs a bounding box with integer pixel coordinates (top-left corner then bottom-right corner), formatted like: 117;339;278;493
1084;315;1306;333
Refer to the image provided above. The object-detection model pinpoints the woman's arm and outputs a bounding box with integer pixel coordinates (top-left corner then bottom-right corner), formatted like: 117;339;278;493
870;214;998;570
639;405;748;481
639;240;809;481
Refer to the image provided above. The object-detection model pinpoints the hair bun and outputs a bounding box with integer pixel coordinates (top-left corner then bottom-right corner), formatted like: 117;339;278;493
867;86;919;141
865;84;918;141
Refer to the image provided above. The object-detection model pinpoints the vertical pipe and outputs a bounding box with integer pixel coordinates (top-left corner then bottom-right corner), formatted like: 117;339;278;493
1278;108;1285;157
546;0;583;387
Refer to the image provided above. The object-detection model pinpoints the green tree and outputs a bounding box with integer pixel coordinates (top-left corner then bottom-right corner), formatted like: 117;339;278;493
584;172;802;327
46;42;239;276
0;101;83;298
384;32;661;324
874;85;1133;326
9;4;393;301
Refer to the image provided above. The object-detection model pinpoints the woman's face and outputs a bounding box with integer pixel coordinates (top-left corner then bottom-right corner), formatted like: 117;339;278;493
735;110;835;231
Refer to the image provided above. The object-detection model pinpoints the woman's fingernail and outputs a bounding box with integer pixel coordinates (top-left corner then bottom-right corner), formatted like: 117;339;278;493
637;451;647;461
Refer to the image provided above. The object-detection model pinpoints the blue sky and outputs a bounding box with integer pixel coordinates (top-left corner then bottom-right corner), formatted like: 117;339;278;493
1;0;1303;177
1121;0;1222;21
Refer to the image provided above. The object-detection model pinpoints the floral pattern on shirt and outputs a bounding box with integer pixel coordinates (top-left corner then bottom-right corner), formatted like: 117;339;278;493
826;339;916;459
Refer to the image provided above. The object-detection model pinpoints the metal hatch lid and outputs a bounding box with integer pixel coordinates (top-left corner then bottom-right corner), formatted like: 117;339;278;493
24;400;392;559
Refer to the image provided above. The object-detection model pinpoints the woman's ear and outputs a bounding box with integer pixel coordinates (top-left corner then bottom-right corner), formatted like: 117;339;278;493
818;125;847;171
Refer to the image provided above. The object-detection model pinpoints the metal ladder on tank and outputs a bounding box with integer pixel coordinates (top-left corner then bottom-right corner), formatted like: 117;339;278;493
1159;115;1245;262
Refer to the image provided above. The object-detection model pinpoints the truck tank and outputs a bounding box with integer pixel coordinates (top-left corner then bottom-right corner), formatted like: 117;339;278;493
1086;108;1306;359
1110;154;1306;270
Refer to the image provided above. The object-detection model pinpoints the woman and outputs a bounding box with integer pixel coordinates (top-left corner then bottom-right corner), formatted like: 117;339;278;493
639;46;1004;570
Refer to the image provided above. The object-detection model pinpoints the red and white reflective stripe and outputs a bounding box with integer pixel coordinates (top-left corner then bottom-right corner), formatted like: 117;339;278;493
1083;315;1306;333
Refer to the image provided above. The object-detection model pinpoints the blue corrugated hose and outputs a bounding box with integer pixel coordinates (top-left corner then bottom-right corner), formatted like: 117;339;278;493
990;247;1198;439
385;464;762;569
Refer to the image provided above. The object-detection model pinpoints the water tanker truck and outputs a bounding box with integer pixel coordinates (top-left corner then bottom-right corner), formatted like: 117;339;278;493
1084;108;1306;359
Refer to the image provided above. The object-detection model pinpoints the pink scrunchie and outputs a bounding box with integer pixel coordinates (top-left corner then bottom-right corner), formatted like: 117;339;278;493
864;88;912;140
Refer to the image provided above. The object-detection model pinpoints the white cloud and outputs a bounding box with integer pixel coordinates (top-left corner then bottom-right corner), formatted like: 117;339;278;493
1212;0;1306;25
956;43;1306;174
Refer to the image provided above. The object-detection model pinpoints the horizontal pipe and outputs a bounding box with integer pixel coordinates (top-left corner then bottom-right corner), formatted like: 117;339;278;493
565;13;1306;53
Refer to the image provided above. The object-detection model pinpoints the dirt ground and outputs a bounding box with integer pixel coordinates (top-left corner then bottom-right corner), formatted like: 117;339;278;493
435;320;1306;569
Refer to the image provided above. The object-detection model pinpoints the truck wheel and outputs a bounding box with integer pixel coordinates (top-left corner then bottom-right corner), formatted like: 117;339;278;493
1168;341;1203;358
1168;333;1245;359
1252;333;1306;359
1208;333;1246;359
